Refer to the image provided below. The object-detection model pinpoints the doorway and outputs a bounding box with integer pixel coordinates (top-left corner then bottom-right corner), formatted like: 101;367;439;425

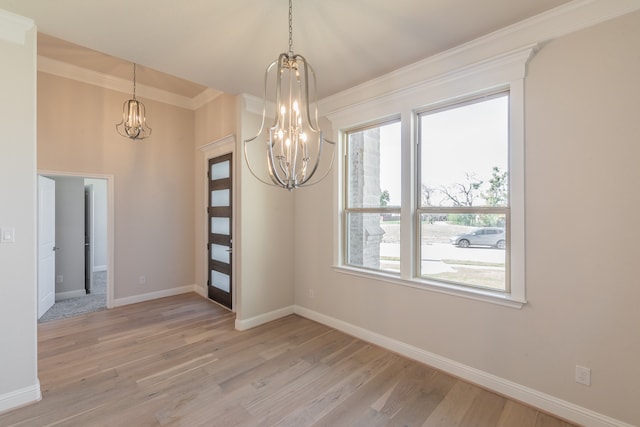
207;153;233;309
37;171;114;321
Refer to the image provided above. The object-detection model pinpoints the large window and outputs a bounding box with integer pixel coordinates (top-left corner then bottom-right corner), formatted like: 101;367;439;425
344;121;401;273
334;46;530;307
418;92;509;292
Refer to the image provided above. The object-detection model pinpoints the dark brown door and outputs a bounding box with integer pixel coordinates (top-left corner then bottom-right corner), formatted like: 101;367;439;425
207;153;232;309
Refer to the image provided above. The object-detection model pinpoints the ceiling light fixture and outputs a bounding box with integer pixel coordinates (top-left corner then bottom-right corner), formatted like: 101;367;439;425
244;0;335;190
116;63;152;140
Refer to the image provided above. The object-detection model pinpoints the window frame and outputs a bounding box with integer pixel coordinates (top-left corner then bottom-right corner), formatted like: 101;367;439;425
416;90;511;294
330;46;533;308
342;118;402;274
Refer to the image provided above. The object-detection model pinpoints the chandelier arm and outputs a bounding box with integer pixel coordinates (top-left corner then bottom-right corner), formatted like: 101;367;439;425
269;138;289;187
295;138;337;188
243;136;284;187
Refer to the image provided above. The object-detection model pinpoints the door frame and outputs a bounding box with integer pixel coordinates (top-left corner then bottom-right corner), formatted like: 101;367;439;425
38;170;115;309
200;135;236;311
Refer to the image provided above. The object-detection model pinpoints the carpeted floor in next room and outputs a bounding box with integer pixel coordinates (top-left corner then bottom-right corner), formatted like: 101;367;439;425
39;271;107;322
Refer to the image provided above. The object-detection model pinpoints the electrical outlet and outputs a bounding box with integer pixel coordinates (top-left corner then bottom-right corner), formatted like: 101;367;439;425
56;275;63;284
139;276;146;285
308;289;315;298
575;365;591;386
0;227;15;243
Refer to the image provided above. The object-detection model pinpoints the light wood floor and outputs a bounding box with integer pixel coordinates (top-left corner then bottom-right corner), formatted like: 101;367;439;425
1;293;577;427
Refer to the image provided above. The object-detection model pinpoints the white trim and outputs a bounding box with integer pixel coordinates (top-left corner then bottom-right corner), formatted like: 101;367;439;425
333;266;525;309
234;305;295;331
294;306;634;427
0;9;34;45
193;284;207;299
93;264;107;272
239;93;276;119
55;289;86;301
38;170;115;309
112;285;195;308
191;88;224;110
37;56;222;110
331;47;531;307
198;134;236;152
319;0;640;116
0;381;41;415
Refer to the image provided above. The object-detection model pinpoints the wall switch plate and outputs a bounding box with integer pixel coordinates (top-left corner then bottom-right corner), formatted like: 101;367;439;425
575;365;591;386
1;227;15;243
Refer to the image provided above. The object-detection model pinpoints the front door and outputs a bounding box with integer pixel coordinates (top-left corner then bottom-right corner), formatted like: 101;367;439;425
38;176;56;319
207;153;232;309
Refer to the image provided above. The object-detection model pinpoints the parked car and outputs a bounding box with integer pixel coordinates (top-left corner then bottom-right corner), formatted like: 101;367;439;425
451;227;506;249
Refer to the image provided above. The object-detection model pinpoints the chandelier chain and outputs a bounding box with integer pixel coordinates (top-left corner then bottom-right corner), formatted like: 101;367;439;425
133;63;137;99
288;0;293;55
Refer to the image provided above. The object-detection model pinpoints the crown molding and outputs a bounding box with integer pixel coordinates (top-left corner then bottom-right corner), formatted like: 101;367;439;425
37;55;220;110
191;88;223;110
198;134;235;152
240;93;275;119
0;9;34;45
319;0;640;116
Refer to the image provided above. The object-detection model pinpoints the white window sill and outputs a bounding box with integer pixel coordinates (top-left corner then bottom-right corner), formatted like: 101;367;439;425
333;265;526;309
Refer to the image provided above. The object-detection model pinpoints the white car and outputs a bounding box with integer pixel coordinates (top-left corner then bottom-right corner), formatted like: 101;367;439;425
451;227;506;249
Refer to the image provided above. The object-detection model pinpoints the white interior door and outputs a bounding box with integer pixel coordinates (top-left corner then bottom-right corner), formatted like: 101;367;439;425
38;176;56;319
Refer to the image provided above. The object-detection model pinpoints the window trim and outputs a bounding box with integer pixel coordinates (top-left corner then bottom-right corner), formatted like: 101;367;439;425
330;45;535;309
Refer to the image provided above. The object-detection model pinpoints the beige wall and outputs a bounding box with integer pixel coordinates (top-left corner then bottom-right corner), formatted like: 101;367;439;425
236;105;295;323
38;72;196;300
294;11;640;426
0;17;39;410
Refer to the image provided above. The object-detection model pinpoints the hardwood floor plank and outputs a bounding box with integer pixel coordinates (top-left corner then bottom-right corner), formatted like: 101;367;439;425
421;380;483;427
459;389;506;426
0;294;579;427
496;400;538;427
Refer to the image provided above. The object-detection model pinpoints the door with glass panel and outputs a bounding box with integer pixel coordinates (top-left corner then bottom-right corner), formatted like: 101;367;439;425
208;153;232;309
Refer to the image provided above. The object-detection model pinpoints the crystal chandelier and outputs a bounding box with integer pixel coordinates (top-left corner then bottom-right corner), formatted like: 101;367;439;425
244;0;334;190
116;63;152;140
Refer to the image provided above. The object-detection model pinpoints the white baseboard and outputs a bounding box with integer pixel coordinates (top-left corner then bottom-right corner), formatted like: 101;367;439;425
112;285;196;308
294;305;632;427
0;381;41;415
193;284;207;299
93;265;107;272
55;289;86;301
235;305;295;331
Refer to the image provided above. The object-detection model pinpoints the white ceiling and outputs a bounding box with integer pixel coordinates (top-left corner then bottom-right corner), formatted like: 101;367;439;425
0;0;573;99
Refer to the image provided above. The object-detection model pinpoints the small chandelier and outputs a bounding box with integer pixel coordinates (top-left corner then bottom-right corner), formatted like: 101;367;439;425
116;63;152;140
244;0;334;190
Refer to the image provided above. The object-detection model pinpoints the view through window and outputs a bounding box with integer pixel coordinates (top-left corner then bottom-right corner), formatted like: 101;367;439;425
419;92;509;291
345;121;401;273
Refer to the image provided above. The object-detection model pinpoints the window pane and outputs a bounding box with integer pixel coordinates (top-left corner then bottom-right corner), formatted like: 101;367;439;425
211;270;230;292
211;243;230;264
420;94;508;208
211;189;230;207
347;121;401;208
420;213;507;291
211;217;230;235
346;212;399;273
211;160;230;180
